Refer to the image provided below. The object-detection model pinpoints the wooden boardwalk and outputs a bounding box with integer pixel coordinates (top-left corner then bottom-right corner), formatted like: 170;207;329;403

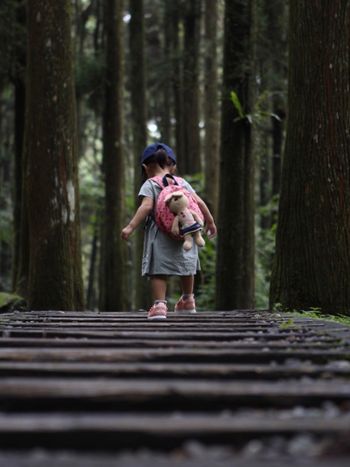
0;310;350;466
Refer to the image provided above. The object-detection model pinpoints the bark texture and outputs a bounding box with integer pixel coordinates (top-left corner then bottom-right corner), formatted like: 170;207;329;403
216;0;256;310
26;0;84;310
204;0;220;218
171;2;185;168
101;0;124;311
129;0;150;309
270;0;350;314
12;0;26;290
182;0;201;174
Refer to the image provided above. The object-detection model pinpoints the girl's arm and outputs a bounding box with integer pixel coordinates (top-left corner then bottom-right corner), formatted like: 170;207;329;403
193;193;217;238
121;196;153;240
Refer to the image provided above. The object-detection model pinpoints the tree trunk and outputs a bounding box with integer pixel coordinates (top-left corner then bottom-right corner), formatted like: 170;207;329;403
129;0;150;310
26;0;84;310
204;0;219;217
12;0;26;291
0;87;12;290
182;0;201;174
270;0;350;314
101;0;124;311
161;0;173;145
264;0;287;201
171;2;185;169
216;0;256;310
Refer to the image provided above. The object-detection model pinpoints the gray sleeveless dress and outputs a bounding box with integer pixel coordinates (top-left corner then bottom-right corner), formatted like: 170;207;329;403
138;178;200;276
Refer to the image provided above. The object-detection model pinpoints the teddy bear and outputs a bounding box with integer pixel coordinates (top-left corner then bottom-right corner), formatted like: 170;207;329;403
165;190;206;251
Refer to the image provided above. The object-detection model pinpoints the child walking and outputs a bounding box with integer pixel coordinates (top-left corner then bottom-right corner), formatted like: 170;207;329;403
121;142;217;320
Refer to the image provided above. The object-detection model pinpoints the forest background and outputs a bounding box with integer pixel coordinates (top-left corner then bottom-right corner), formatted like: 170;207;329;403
0;0;348;315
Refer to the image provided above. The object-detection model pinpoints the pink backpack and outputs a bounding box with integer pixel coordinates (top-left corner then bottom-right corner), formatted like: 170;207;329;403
151;174;204;240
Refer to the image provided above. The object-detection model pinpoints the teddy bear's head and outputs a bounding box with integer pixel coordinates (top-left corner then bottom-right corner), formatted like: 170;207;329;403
165;191;189;213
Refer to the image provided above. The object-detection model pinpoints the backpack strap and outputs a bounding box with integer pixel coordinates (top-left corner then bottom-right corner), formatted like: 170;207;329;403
162;174;179;187
151;174;180;188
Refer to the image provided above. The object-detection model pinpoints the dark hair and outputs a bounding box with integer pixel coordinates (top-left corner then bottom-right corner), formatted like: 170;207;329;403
143;148;175;168
141;148;176;181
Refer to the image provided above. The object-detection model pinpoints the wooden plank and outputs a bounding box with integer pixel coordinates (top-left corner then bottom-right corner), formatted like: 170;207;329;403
0;452;348;467
0;337;345;350
0;319;329;327
0;329;335;341
0;347;349;364
0;412;349;435
0;378;349;410
0;316;330;325
1;311;344;326
0;361;348;379
0;413;348;459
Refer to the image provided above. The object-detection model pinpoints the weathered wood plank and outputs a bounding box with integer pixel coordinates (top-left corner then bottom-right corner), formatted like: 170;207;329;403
0;329;336;341
0;361;348;379
0;378;349;409
0;412;349;434
0;347;349;364
0;452;348;467
0;337;345;350
0;321;328;329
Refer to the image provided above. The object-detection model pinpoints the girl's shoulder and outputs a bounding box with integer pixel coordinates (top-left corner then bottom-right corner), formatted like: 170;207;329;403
139;179;158;198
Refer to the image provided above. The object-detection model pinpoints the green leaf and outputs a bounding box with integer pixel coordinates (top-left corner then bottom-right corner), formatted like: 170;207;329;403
230;91;245;119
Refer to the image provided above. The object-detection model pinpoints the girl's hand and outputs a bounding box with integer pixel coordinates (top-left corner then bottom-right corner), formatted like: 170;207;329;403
121;225;134;240
205;221;217;239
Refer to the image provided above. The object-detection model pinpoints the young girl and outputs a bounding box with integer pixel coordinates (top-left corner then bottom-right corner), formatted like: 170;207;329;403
121;142;217;320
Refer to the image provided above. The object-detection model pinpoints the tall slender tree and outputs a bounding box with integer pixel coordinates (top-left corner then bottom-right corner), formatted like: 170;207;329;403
216;0;256;310
129;0;150;309
264;0;287;201
171;0;185;168
204;0;220;217
12;0;26;290
100;0;124;311
25;0;84;309
270;0;350;314
161;0;173;145
182;0;201;174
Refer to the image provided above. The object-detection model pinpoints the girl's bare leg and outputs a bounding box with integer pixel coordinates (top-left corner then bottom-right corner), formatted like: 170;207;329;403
180;275;194;295
150;275;167;301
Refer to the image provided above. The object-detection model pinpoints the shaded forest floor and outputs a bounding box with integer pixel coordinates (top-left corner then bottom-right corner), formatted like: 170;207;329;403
0;310;349;465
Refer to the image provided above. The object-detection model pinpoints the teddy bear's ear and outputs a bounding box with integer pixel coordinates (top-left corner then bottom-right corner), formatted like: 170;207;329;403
164;193;174;204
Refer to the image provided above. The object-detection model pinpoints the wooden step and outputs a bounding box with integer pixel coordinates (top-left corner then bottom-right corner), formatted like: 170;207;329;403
0;377;349;411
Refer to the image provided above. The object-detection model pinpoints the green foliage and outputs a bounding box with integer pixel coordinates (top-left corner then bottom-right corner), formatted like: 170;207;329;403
292;309;350;327
0;292;26;312
181;172;204;194
230;89;285;125
279;318;298;330
230;90;245;119
270;304;350;328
